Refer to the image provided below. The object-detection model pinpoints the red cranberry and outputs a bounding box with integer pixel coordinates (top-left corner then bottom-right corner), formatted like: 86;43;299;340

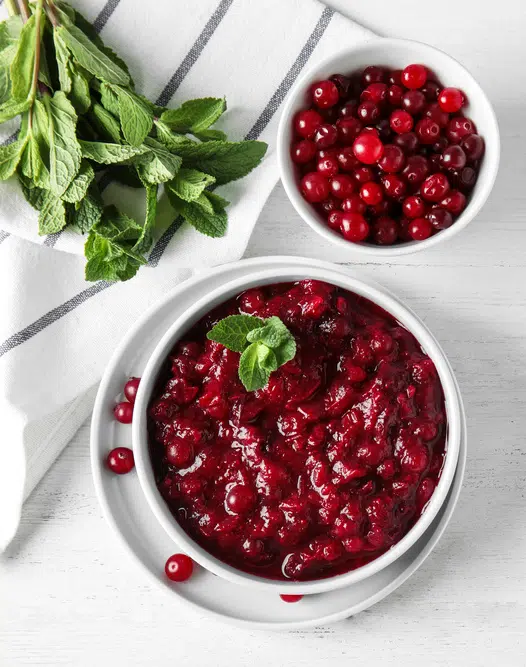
301;172;330;202
361;82;388;104
429;153;442;173
124;377;141;404
362;65;386;85
318;195;340;214
291;139;316;164
421;173;450;202
225;484;256;515
402;155;430;187
340;100;359;118
461;134;484;161
382;173;406;198
317;155;339;177
446;117;476;143
330;173;355;199
393;132;418;154
312;80;340;109
314;123;338;148
388;69;403;85
432;136;449;154
415;118;441;144
107;447;135;474
337;146;360;172
401;64;427;89
403;195;425;218
376;119;392;141
357;101;381;124
424;102;449;128
330;73;351;97
114;401;133;424
454;166;477;191
165;554;194;582
388;84;404;106
379;144;405;173
166;438;194;468
336;117;363;145
369;200;390;216
372;217;398;245
342;194;367;214
440;189;466;215
442;145;466;170
426;208;453;230
294;109;323;138
360;181;383;205
390;109;413;134
438;87;464;113
421;80;440;101
353;166;375;183
280;594;303;603
340;213;369;242
353;133;384;164
408;217;433;240
401;90;426;115
327;210;344;230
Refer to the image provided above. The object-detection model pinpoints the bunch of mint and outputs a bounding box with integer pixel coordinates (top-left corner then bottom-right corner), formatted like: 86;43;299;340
207;314;296;391
0;0;267;281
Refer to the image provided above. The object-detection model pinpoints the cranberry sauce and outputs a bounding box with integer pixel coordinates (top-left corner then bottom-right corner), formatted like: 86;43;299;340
148;280;447;581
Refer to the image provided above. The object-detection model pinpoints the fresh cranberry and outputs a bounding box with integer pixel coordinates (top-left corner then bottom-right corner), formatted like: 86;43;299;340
401;90;426;115
301;172;330;202
461;134;484;161
388;84;404;106
362;65;386;85
312;80;340;109
314;123;338;149
376;119;392;141
442;145;466;170
438;87;464;113
446;117;476;143
415;118;441;144
402;155;430;187
339;100;359;118
401;64;427;89
166;438;194;467
361;82;388;104
340;213;369;242
390;109;413;134
280;594;303;603
357;101;380;124
388;70;403;85
342;194;367;214
421;80;440;101
353;166;375;183
379;144;405;173
426;208;453;230
114;401;133;424
372;217;398;245
225;484;256;515
353;133;384;164
107;447;135;474
336;118;363;145
393;132;418;154
337;146;360;171
403;195;425;219
432;136;449;154
440;189;466;215
327;210;344;230
124;377;141;404
421;173;450;201
330;174;355;199
360;181;383;205
408;217;433;240
453;166;477;191
291;140;316;164
330;73;351;98
424;102;449;128
165;554;194;582
294;109;323;139
382;173;406;198
317;155;339;177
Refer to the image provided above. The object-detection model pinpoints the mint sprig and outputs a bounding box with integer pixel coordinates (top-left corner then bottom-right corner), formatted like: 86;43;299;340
207;314;296;391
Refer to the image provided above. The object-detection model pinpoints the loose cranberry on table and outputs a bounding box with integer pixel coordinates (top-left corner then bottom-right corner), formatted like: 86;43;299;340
148;280;447;581
113;401;133;424
280;594;303;603
290;63;483;245
107;447;135;474
165;553;194;582
124;377;141;404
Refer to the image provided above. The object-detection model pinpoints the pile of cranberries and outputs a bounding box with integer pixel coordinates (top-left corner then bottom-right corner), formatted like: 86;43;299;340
148;280;446;582
290;64;484;245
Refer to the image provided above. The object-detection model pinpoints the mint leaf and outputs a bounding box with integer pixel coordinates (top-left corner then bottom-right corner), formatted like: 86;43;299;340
54;31;72;93
70;186;103;233
79;140;148;164
273;338;296;367
169;193;227;238
62;160;94;203
171;140;267;185
0;15;22;68
205;191;230;212
0;136;25;180
207;314;264;353
57;23;130;86
38;192;67;234
21;98;51;189
18;173;46;211
10;11;38;101
89;103;121;142
100;81;120;117
0;97;29;123
193;129;227;142
246;316;293;349
154;120;194;150
136;137;182;184
257;345;278;373
167;167;215;202
0;67;10;105
114;86;153;146
44;91;82;196
239;343;271;392
133;183;157;254
69;66;91;114
160;98;226;133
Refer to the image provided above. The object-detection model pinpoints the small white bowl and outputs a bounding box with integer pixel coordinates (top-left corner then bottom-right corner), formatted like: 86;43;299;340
132;264;462;595
277;38;500;256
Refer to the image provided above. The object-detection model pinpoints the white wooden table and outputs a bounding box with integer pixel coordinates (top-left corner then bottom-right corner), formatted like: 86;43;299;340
2;1;525;664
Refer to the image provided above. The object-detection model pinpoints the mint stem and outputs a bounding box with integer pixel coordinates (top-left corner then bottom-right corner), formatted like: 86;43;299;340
16;0;30;22
28;0;44;130
43;0;60;28
5;0;20;16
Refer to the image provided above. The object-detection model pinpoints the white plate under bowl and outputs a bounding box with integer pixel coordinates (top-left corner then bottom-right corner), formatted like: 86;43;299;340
90;256;467;630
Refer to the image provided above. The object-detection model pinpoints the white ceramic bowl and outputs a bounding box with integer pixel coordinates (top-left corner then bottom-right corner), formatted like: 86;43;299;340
132;264;462;595
277;38;500;256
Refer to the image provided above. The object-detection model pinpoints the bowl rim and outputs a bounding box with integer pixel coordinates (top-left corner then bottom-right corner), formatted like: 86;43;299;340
276;36;501;256
132;264;461;594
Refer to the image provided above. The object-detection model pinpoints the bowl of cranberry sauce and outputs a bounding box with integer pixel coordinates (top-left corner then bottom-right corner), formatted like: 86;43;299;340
132;266;462;594
278;38;500;255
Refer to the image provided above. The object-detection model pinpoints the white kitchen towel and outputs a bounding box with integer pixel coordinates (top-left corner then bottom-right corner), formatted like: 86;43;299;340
0;0;373;551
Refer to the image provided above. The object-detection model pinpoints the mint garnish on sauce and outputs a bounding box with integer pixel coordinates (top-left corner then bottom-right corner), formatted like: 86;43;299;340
207;314;296;392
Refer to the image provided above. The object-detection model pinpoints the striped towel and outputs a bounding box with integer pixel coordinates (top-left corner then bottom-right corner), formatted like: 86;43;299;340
0;0;373;550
